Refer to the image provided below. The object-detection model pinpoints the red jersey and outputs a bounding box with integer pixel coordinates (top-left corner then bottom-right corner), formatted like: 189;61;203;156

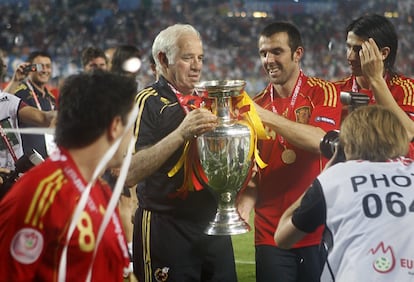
0;148;130;281
254;75;342;248
336;73;414;156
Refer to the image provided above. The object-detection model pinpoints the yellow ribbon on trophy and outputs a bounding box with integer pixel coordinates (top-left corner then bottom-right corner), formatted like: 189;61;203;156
168;91;268;198
234;91;268;169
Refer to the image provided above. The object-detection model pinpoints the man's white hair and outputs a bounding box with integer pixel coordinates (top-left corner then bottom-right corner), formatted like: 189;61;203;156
151;24;201;76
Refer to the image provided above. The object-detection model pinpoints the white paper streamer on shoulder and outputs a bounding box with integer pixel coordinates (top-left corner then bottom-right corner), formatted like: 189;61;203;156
3;127;55;135
58;105;139;282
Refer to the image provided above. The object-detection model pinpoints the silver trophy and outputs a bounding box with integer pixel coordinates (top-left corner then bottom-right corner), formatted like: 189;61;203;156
195;80;252;235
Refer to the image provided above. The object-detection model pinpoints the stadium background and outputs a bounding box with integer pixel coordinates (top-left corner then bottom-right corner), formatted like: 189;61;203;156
0;0;412;95
0;1;411;280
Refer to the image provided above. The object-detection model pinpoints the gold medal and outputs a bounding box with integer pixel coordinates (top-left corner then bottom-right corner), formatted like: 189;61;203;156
281;149;296;164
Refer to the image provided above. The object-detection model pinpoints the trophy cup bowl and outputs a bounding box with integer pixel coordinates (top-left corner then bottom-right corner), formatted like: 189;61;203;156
195;80;252;235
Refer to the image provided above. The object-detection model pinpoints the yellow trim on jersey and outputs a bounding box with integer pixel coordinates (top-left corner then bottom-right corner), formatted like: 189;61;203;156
160;102;178;114
142;209;152;282
392;76;414;106
14;83;28;93
307;77;338;107
134;88;158;138
24;169;66;229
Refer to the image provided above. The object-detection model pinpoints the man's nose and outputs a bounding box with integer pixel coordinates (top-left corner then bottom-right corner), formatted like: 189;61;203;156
191;58;202;69
264;52;276;64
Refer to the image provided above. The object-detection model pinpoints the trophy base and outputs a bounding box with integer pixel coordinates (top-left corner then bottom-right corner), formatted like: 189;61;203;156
204;208;251;236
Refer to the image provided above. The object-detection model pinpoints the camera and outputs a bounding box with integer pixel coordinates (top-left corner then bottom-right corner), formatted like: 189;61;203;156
0;150;44;199
23;63;43;73
320;130;346;163
340;91;370;111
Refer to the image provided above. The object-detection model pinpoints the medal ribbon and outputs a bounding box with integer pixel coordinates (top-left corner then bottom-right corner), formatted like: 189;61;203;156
26;80;54;111
269;70;303;149
351;75;359;93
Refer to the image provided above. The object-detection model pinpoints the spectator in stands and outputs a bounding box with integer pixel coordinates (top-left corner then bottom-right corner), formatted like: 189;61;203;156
14;51;56;160
81;46;108;72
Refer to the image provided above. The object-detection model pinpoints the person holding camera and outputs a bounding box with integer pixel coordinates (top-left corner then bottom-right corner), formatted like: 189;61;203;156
236;21;342;282
0;55;55;172
335;14;414;153
13;51;56;160
0;54;55;199
274;105;413;281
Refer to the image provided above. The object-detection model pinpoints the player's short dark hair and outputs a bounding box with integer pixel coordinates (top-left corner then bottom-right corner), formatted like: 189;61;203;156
55;71;137;148
259;21;303;56
27;50;52;63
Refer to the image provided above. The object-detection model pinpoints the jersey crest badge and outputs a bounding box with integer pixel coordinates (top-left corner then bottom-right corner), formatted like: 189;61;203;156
295;106;311;124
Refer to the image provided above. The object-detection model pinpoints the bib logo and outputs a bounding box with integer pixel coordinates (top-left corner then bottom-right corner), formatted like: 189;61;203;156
368;242;396;273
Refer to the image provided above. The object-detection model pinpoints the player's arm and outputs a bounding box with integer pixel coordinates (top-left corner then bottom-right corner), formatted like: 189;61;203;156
18;105;56;127
255;103;326;153
126;108;217;186
361;38;414;141
275;179;325;249
275;195;308;249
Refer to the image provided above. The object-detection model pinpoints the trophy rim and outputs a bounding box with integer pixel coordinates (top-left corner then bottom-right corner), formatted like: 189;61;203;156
194;80;246;97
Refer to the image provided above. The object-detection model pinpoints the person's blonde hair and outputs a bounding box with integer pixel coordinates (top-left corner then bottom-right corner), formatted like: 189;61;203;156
340;105;409;161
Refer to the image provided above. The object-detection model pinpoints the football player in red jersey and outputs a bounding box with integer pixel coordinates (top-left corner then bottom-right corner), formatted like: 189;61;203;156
237;21;342;282
0;71;137;281
335;14;414;156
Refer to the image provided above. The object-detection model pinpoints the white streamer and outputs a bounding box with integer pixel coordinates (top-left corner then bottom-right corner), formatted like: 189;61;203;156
3;127;55;135
58;106;138;282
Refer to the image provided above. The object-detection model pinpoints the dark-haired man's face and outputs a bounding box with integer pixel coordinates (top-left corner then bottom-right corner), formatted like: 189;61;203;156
84;57;108;72
258;32;300;87
28;55;52;86
346;31;365;76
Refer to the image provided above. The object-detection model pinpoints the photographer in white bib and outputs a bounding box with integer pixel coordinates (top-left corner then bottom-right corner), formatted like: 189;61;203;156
275;105;414;281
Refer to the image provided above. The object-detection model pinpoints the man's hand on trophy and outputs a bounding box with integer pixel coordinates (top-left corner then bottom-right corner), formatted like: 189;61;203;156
178;108;218;140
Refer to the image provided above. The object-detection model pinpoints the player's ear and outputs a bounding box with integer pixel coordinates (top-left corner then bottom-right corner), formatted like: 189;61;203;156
108;116;123;141
158;52;169;67
380;47;390;61
293;46;304;63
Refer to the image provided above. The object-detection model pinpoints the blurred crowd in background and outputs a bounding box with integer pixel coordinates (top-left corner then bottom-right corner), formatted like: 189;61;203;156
0;0;413;94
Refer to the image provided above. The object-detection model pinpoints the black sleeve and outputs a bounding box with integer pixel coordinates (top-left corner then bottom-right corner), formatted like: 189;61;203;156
291;179;326;233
